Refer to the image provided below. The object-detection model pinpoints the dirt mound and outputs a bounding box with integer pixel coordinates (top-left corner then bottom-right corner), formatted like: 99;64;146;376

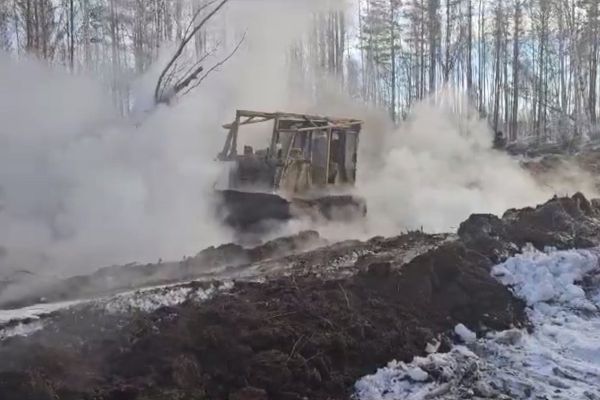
0;236;523;400
0;231;325;310
0;244;523;400
103;246;520;400
459;193;600;262
4;195;600;399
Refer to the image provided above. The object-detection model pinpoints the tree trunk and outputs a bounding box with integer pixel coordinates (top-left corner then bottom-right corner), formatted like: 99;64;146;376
69;0;74;71
428;0;439;94
390;0;397;121
444;0;451;83
510;0;521;141
589;1;598;127
467;0;473;95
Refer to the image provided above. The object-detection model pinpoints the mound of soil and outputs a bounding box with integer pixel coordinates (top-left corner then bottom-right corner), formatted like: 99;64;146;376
2;194;600;400
101;245;520;400
0;231;326;310
459;193;600;261
0;243;523;400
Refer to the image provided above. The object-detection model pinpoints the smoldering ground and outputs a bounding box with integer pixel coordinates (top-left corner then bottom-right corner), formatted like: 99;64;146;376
0;0;597;302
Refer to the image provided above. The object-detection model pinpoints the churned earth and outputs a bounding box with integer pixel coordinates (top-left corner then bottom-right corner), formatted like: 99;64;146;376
1;193;600;400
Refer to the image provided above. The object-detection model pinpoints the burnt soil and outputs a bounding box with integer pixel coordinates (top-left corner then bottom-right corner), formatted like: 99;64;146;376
1;194;600;400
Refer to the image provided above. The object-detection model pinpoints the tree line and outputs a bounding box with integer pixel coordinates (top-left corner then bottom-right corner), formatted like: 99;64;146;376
0;0;225;113
355;0;600;144
1;0;599;144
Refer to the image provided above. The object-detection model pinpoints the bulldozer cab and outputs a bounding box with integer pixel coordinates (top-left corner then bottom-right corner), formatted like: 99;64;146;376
217;110;363;197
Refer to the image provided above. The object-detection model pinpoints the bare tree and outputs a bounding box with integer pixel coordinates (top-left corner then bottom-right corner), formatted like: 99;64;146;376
510;0;521;141
466;0;473;95
0;1;11;50
588;0;599;127
68;0;74;70
154;0;244;105
428;0;440;93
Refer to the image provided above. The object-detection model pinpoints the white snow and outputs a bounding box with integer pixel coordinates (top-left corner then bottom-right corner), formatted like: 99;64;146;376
454;323;476;343
0;280;235;340
355;346;478;400
0;300;83;340
0;320;45;340
491;244;598;308
102;280;234;314
354;246;600;400
406;367;429;382
0;300;83;325
103;286;194;314
425;339;440;354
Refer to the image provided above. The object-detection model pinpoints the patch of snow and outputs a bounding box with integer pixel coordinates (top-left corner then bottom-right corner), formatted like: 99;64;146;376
0;320;45;340
425;339;440;354
487;328;523;346
0;300;83;325
0;280;235;340
355;247;600;400
103;286;194;314
355;346;478;400
102;280;234;314
0;300;83;341
454;323;476;343
407;367;428;382
330;249;374;269
492;244;598;308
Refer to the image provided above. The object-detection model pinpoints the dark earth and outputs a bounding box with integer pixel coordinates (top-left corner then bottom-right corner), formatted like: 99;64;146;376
1;193;600;400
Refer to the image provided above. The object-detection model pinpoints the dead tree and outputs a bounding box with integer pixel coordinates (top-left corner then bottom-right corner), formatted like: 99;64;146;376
154;0;244;105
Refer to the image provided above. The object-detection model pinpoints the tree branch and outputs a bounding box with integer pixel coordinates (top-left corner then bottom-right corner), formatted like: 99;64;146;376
181;33;246;97
154;0;229;103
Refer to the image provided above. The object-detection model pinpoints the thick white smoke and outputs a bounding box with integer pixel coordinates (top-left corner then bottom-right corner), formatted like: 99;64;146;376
359;93;599;236
0;54;233;279
0;0;596;287
0;0;351;281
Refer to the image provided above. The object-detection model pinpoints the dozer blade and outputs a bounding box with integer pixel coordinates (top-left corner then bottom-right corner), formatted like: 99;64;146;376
216;190;293;232
216;190;367;234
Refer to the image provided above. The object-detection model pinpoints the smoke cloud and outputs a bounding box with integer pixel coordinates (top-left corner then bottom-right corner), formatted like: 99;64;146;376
0;54;232;280
0;0;351;282
0;0;596;291
359;93;599;236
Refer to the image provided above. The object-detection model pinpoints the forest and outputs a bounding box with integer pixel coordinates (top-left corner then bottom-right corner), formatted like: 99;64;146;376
3;3;600;400
1;0;600;145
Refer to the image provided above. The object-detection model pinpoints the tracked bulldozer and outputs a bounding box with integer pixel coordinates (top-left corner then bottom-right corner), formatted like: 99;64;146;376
215;110;366;233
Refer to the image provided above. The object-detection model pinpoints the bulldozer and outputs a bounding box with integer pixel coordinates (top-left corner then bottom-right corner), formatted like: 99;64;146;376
214;110;366;233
